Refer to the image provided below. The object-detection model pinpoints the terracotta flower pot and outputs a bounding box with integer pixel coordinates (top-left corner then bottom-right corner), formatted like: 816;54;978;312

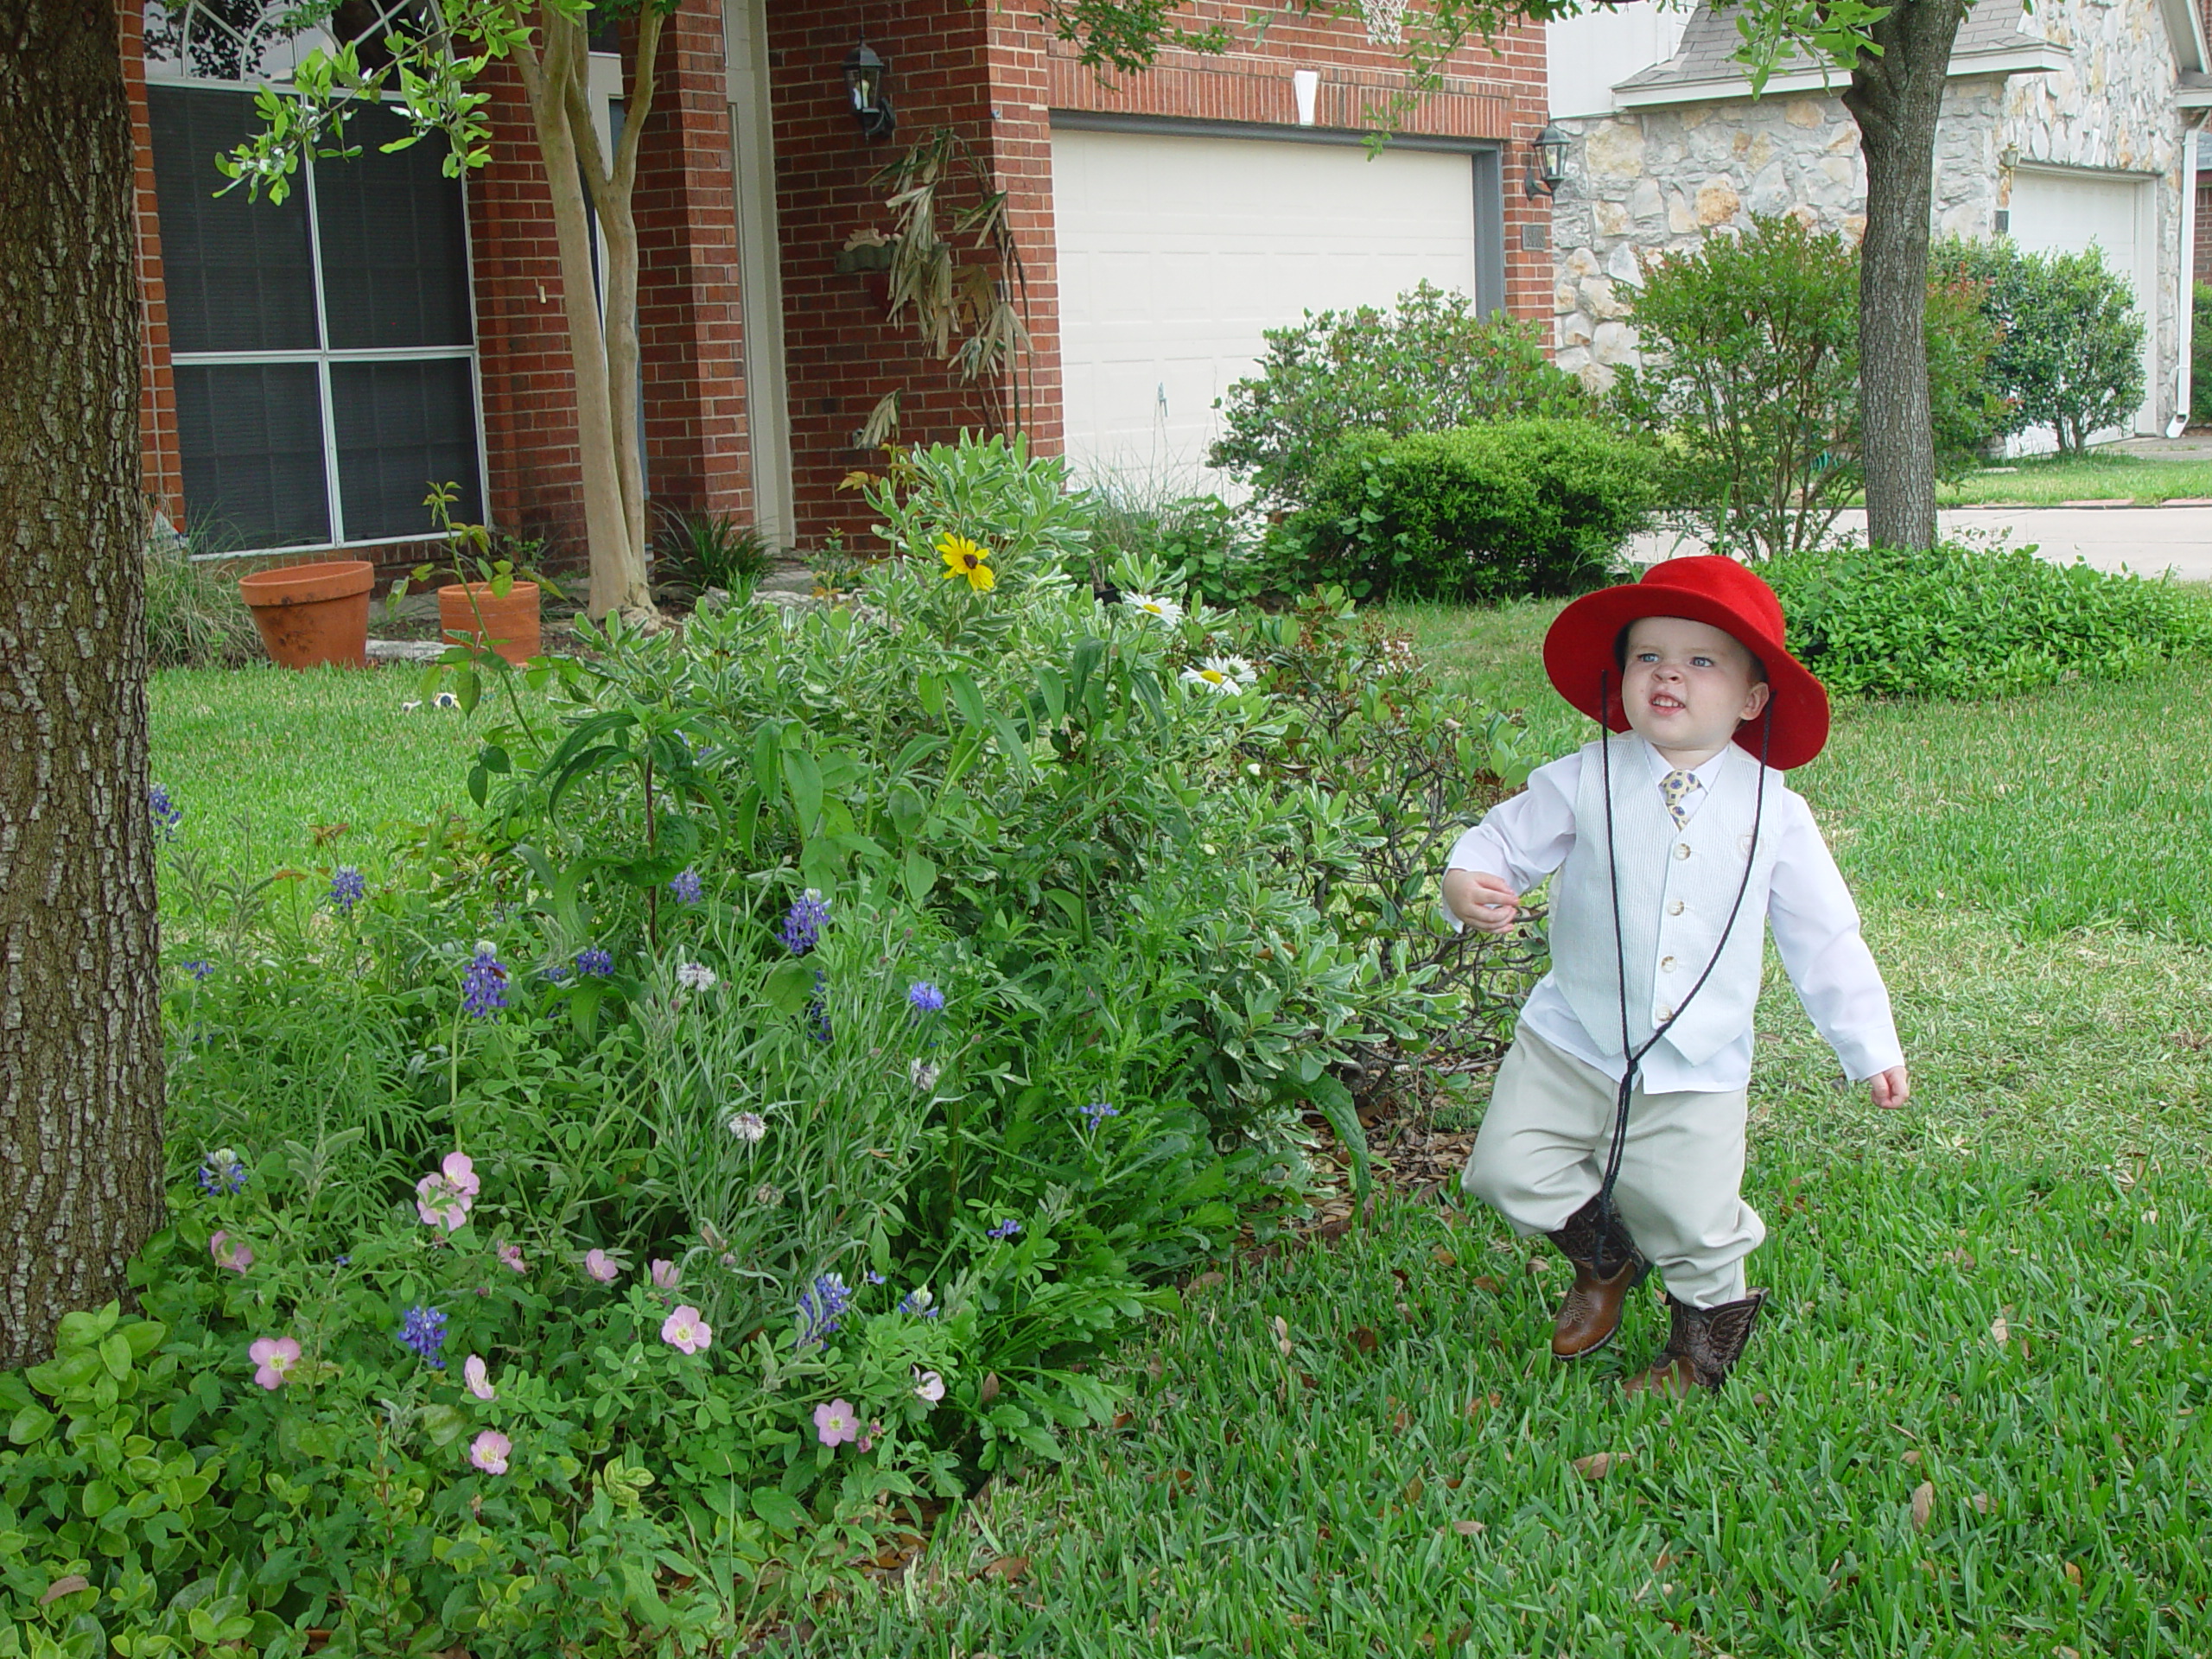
238;560;374;671
439;582;540;665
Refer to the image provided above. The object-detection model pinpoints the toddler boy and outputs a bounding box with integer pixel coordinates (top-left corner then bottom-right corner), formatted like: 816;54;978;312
1442;557;1908;1395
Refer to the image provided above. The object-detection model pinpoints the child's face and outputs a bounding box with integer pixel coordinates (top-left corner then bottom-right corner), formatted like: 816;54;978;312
1618;616;1770;760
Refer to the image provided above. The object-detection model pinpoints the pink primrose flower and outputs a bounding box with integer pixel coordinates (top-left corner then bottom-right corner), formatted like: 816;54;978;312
495;1240;527;1274
814;1398;859;1447
912;1368;945;1405
651;1258;679;1290
249;1336;301;1390
661;1305;712;1355
858;1419;884;1453
416;1152;479;1231
583;1249;620;1282
468;1429;511;1475
209;1230;254;1274
463;1354;496;1401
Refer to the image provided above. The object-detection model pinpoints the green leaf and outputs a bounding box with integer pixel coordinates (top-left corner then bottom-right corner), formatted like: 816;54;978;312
8;1404;54;1445
903;849;938;906
763;959;816;1016
1304;1072;1370;1217
748;1485;809;1536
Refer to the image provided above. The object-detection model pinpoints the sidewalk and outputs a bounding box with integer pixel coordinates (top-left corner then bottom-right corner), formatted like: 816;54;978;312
1630;505;2212;582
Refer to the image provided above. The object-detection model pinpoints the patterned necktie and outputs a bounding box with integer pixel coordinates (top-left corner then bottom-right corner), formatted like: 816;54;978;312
1659;769;1700;830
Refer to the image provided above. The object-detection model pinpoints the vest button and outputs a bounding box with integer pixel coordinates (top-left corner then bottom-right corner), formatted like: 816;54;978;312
1668;899;1686;916
1675;843;1692;860
1655;1005;1674;1023
1660;955;1678;972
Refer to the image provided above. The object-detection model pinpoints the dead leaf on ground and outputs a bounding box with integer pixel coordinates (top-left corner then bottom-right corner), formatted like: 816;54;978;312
1989;1316;2010;1347
1902;1448;1921;1465
1351;1325;1379;1356
1471;1274;1503;1295
1402;1476;1425;1505
1465;1391;1502;1418
1110;1410;1135;1430
39;1577;89;1605
2063;1560;2083;1586
1910;1481;1935;1530
1432;1247;1458;1268
1273;1315;1293;1357
1189;1270;1226;1294
1970;1491;1993;1514
1572;1452;1624;1479
979;1554;1029;1583
978;1372;1001;1406
1452;1518;1487;1536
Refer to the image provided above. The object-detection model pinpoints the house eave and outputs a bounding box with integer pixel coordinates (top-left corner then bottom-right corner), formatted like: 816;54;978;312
1611;44;2071;111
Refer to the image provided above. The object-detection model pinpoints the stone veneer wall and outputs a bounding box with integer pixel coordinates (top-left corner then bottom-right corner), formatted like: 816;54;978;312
1550;0;2186;423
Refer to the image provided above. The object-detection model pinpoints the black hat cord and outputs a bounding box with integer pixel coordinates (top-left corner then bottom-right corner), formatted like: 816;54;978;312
1589;670;1772;1278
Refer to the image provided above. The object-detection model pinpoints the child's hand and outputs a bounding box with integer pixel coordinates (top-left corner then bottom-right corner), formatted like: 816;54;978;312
1869;1065;1910;1110
1444;868;1521;935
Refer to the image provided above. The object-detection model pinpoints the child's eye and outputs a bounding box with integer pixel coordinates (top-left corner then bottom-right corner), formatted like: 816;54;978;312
1635;652;1659;663
1691;656;1714;668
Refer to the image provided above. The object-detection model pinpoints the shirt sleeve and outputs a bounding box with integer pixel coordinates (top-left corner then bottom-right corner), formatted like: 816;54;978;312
1765;795;1904;1081
1443;749;1582;896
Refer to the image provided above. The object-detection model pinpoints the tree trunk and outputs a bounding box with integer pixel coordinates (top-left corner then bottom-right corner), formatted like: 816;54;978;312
0;0;168;1369
517;14;651;620
1844;0;1970;552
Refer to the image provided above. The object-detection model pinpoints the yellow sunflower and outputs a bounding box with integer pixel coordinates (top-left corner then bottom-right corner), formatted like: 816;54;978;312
937;533;995;593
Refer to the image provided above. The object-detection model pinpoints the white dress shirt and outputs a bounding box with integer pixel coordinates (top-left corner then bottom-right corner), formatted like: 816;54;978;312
1446;743;1903;1092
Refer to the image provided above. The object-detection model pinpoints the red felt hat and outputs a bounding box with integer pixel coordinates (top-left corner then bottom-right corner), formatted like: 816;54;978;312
1541;556;1830;770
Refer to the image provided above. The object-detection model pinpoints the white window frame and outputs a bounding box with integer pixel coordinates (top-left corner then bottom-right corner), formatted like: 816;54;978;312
148;74;492;559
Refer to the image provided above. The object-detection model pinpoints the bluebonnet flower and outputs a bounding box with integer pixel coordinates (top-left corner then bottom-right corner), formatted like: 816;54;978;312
806;968;832;1043
986;1217;1021;1242
1080;1100;1120;1127
149;783;182;840
544;962;571;984
795;1273;852;1347
328;866;365;913
398;1306;448;1368
461;949;508;1018
778;891;830;957
575;947;615;978
898;1287;941;1320
907;981;945;1015
866;1270;887;1287
181;960;213;982
668;868;704;906
195;1150;247;1197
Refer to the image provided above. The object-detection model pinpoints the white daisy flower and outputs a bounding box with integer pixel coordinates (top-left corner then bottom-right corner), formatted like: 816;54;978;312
676;961;719;992
726;1110;766;1142
433;691;461;709
1180;654;1255;694
1122;592;1183;625
910;1058;941;1092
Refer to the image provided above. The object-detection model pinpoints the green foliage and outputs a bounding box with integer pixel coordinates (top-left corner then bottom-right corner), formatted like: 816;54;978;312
1082;487;1294;609
59;435;1536;1648
652;508;772;607
142;531;260;671
1764;539;2212;701
1207;282;1592;512
1931;236;2148;453
1614;214;2001;561
1283;419;1661;602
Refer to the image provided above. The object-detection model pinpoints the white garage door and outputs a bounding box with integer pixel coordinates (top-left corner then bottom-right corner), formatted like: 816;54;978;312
2007;167;2159;442
1051;125;1486;492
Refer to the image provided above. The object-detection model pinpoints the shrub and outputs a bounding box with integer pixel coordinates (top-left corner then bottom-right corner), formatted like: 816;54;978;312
1082;486;1294;609
652;507;772;606
143;527;261;670
1930;236;2147;452
2190;281;2212;427
1282;419;1661;602
1616;214;2001;561
1764;539;2212;700
1207;281;1591;512
30;440;1536;1649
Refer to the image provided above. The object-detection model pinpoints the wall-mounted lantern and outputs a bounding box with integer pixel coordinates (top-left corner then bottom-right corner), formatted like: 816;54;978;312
1525;123;1570;197
844;42;896;141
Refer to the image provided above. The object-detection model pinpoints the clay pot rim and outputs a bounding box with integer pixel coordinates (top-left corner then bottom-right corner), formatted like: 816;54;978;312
239;559;376;607
436;581;539;601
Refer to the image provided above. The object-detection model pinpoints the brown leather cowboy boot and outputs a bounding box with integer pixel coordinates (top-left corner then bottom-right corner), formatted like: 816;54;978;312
1623;1289;1768;1396
1545;1197;1648;1360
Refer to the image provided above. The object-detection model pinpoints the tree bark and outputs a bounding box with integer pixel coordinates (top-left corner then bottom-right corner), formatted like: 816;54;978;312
0;0;168;1369
1843;0;1970;551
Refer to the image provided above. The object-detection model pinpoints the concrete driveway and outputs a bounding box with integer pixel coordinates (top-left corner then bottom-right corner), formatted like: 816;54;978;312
1630;505;2212;582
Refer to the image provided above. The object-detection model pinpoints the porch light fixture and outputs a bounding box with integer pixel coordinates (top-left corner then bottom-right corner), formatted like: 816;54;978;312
1525;123;1570;196
844;42;895;141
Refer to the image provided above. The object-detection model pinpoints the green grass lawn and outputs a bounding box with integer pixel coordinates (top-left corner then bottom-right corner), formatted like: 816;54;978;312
1936;450;2212;506
149;662;522;905
149;628;2212;1657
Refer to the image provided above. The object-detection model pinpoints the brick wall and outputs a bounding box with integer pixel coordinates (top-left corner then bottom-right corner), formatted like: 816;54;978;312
119;0;183;533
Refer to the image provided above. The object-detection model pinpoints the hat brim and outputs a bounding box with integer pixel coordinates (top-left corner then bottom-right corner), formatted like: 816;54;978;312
1541;583;1830;770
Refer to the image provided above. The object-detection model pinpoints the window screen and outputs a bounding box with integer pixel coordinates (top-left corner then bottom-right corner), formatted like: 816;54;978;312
150;82;481;550
332;359;483;540
172;363;331;548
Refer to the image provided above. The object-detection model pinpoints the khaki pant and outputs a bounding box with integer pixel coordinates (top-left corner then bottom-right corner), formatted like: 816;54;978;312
1461;1027;1764;1309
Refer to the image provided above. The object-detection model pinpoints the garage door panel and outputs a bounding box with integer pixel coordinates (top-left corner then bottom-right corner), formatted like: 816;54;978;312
2006;168;2158;442
1052;126;1484;488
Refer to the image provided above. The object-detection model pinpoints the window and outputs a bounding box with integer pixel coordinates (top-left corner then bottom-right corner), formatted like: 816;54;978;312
148;76;484;551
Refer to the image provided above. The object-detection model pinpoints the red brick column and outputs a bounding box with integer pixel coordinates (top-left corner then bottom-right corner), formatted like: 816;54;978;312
118;0;183;531
634;0;751;523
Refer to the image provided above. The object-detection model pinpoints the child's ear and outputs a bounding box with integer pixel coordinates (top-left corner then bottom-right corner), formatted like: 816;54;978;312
1741;681;1773;721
